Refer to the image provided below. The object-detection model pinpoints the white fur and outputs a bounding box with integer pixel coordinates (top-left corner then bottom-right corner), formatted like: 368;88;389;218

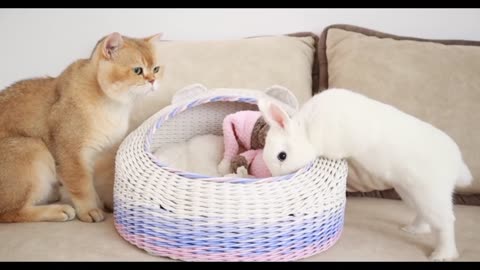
258;88;473;261
86;81;157;160
153;134;225;177
32;157;59;205
129;81;159;101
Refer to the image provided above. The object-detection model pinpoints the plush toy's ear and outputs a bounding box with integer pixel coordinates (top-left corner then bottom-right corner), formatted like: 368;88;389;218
102;32;124;60
171;83;208;104
257;99;290;129
264;85;299;111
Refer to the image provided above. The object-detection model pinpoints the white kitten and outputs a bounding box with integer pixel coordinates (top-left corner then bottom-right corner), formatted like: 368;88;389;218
153;134;225;177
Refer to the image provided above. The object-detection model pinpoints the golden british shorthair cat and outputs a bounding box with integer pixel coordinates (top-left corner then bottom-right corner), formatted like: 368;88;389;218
0;32;164;223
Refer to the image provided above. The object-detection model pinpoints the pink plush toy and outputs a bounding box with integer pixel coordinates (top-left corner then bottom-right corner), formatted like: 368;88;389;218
218;110;271;178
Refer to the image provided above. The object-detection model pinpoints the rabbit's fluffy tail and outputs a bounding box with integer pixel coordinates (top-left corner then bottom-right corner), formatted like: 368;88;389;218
456;161;473;188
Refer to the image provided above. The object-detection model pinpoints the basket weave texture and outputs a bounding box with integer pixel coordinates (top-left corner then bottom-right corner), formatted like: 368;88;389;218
114;88;348;261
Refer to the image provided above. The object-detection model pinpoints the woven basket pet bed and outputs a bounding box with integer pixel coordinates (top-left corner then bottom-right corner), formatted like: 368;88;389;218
114;84;348;261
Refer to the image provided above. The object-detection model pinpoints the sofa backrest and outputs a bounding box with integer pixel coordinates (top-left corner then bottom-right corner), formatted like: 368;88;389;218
317;24;480;205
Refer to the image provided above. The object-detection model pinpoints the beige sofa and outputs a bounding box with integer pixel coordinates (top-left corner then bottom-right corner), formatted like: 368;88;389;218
1;25;479;261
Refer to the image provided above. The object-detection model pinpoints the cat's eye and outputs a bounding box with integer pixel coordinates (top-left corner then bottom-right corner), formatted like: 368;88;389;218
277;151;287;162
153;66;161;73
133;67;143;75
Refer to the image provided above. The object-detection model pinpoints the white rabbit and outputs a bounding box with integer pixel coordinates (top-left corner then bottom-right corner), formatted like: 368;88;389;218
257;88;472;261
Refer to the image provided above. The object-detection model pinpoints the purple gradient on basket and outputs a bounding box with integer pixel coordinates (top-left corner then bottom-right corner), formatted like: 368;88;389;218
114;200;345;261
115;223;342;261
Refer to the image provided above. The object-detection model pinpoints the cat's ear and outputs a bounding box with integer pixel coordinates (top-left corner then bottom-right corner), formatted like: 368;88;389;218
145;33;163;44
103;32;124;60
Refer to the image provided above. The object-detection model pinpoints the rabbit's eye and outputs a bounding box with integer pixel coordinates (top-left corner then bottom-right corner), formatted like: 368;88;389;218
277;152;287;161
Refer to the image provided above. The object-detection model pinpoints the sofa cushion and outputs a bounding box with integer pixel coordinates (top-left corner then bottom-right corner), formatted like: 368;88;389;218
318;24;480;198
1;198;478;261
129;33;318;130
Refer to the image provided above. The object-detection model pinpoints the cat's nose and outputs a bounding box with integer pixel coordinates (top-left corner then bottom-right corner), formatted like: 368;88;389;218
148;79;155;84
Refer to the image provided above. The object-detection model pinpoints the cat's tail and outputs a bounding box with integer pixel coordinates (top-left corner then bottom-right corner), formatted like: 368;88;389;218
456;161;473;188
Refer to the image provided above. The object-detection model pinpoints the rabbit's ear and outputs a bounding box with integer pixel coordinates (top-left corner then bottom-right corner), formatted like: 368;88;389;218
257;99;291;130
264;85;299;111
172;84;208;104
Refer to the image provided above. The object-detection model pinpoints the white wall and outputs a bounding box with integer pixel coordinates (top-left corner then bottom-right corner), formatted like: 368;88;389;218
1;8;480;89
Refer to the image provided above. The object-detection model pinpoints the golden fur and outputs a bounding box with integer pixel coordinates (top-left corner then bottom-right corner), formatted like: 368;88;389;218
0;32;164;223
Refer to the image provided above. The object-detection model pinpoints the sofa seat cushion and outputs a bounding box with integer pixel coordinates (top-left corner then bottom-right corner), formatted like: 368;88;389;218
1;198;478;261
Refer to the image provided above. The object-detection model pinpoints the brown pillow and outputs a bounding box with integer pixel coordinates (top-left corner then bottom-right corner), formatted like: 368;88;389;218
317;24;480;205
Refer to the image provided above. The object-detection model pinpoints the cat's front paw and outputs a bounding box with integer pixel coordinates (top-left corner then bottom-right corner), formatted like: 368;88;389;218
77;208;105;223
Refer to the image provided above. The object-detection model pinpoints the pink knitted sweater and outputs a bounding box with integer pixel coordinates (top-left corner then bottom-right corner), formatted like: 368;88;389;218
222;111;271;178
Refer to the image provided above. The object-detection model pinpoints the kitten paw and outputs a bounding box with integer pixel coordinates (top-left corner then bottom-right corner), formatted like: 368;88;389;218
61;205;76;221
235;166;250;178
77;208;105;223
45;204;75;222
218;159;231;175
